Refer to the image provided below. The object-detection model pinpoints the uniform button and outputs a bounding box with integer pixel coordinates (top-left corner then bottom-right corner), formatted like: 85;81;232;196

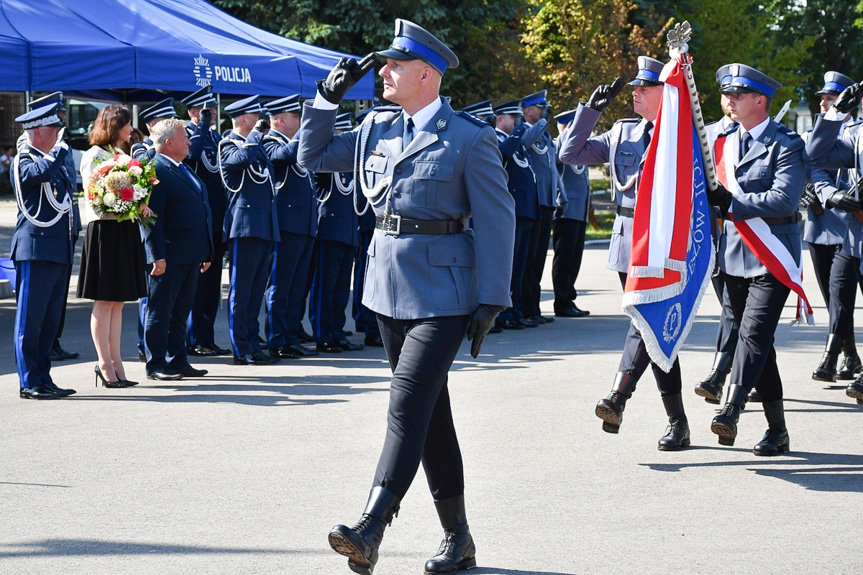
395;168;402;175
452;257;457;263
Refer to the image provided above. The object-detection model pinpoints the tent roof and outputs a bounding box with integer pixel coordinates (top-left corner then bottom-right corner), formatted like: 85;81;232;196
0;0;374;101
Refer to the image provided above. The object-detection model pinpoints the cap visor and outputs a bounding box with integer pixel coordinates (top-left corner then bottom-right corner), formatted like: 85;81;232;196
376;49;415;62
628;79;663;87
720;86;755;95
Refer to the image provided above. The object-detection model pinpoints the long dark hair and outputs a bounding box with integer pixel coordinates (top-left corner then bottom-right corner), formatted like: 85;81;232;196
89;104;131;150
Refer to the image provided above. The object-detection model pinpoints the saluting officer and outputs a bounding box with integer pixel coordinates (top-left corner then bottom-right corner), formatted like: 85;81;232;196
181;85;231;357
309;112;364;352
219;95;280;365
11;103;77;399
261;94;320;359
559;56;691;451
804;77;863;404
521;90;566;325
132;98;179;162
803;72;863;384
706;64;805;454
552;109;591;318
298;19;515;575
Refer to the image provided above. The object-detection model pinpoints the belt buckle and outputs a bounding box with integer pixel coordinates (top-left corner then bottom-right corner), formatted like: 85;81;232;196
384;214;401;236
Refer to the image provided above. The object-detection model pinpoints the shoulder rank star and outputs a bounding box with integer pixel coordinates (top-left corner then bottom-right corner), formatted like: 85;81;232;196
436;119;447;131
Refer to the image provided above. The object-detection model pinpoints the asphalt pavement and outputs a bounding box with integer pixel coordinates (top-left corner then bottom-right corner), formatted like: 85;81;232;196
0;197;861;575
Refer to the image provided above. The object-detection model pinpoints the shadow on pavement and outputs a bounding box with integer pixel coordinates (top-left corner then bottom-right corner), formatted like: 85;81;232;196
0;538;290;558
471;568;578;575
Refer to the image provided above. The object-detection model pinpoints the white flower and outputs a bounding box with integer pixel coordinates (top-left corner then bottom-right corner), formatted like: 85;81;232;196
115;154;131;166
103;192;117;207
128;165;142;177
92;195;102;206
132;185;146;201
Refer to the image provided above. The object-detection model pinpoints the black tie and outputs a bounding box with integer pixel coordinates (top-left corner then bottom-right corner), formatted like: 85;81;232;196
404;117;415;148
740;132;752;160
643;121;653;149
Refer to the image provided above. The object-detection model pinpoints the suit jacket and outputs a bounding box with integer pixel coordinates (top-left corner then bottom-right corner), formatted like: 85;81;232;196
497;127;539;221
558;104;651;273
316;172;359;247
297;97;515;319
524;121;566;208
219;130;279;243
716;121;805;278
185;121;226;243
142;154;213;265
263;129;317;237
554;137;589;222
10;144;76;264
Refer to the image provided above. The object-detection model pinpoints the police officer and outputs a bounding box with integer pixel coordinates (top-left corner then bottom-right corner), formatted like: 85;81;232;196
298;19;515;575
559;56;691;451
804;77;863;404
181;86;231;357
521;90;567;325
802;72;863;384
707;64;805;454
260;94;320;358
552;108;591;318
492;98;540;329
219;95;280;365
16;92;82;362
694;65;741;404
11;103;77;399
310;112;364;352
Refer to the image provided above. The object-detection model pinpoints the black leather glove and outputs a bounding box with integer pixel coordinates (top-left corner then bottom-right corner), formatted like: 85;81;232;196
587;77;625;113
554;203;566;219
246;129;264;145
253;118;270;133
511;123;526;138
199;107;212;126
825;190;862;212
834;83;862;114
318;53;377;105
466;304;507;358
707;182;733;217
801;183;824;215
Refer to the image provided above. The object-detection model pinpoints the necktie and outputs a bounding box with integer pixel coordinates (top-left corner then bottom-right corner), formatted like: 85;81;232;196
179;162;201;193
404;117;415;148
740;132;752;160
643;121;653;149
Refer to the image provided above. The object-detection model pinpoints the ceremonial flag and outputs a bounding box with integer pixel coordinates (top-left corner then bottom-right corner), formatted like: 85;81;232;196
621;57;715;372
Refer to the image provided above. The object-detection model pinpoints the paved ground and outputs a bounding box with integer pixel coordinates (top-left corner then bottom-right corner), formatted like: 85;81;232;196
0;197;861;575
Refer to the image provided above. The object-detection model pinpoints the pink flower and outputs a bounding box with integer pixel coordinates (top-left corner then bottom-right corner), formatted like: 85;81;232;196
128;158;142;168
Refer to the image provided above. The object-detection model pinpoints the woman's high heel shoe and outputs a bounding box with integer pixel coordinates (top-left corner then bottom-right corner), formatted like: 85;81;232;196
94;366;127;388
120;379;138;387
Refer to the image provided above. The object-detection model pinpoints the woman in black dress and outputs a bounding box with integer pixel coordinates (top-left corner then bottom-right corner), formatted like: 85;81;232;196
78;105;149;387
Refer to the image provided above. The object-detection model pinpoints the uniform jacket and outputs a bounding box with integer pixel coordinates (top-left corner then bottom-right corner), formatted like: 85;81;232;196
558;104;651;273
716;121;805;278
142;154;213;265
496;127;539;221
17;132;80;236
10;144;76;264
263;129;317;238
297;97;515;319
316;172;359;247
553;137;589;222
131;138;157;162
219;130;279;243
524;120;566;208
185;121;226;242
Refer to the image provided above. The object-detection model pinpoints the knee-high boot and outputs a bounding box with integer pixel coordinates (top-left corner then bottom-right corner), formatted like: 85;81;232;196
812;334;843;382
328;486;400;575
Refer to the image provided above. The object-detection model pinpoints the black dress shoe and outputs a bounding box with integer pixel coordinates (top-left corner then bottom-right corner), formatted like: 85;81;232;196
269;345;299;359
20;386;59;399
51;342;79;361
518;317;540;328
538;315;555;323
364;334;385;347
497;319;524;330
172;365;208;377
339;339;364;351
44;381;77;397
296;329;314;344
252;351;279;364
317;341;343;353
188;344;218;357
555;305;590;318
289;344;318;357
488;325;503;334
147;368;183;381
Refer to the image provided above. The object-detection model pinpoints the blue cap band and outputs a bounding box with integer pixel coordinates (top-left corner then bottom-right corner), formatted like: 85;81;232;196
523;96;546;107
639;69;661;82
823;81;849;93
729;75;776;98
392;36;448;74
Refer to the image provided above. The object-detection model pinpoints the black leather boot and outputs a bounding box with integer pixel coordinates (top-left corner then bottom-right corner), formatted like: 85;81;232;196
328;486;400;575
837;334;862;380
754;399;790;456
812;334;842;382
595;372;638;434
657;394;690;451
424;495;476;574
845;375;863;400
694;352;732;404
711;384;747;446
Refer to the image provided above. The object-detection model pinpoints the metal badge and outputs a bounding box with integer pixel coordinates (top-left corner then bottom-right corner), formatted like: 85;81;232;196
436;119;447;131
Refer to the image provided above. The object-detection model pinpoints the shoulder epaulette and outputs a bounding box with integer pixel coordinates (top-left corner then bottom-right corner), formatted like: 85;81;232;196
615;118;642;125
455;110;490;129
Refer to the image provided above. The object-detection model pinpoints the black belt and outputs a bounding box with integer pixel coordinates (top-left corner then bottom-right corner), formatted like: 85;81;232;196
375;214;466;236
762;213;801;225
617;206;635;218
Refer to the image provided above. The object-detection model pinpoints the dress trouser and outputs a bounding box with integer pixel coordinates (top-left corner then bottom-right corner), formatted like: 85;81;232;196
228;237;273;357
552;218;587;309
809;242;841;307
145;262;199;372
14;260;68;390
374;314;470;501
353;230;379;337
712;271;739;356
189;239;225;347
498;217;534;323
616;272;682;395
827;252;863;341
723;272;791;402
522;206;554;318
53;236;77;345
310;239;354;344
266;231;313;348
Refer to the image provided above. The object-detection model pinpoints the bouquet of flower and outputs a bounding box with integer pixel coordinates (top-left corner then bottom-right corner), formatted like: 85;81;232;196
86;153;158;228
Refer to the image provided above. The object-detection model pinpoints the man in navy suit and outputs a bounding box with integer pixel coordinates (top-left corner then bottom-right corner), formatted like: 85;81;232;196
11;103;77;399
142;119;214;381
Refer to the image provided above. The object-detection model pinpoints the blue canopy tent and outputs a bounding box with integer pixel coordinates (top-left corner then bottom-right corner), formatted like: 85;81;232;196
0;0;374;101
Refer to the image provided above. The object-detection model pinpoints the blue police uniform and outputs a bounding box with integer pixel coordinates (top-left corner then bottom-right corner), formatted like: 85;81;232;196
142;153;213;377
11;104;77;398
219;95;280;363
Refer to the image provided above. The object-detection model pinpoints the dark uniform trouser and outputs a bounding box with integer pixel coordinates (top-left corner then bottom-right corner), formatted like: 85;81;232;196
266;231;313;348
374;314;470;501
552;218;586;308
827;252;863;340
53;237;77;345
353;230;379;337
723;272;790;402
523;205;554;318
617;272;682;395
712;271;739;356
498;217;534;323
310;239;354;344
145;262;199;372
14;260;68;390
189;239;225;347
809;242;842;307
228;237;273;357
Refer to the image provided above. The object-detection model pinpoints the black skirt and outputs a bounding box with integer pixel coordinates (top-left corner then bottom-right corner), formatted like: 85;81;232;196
77;219;147;302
